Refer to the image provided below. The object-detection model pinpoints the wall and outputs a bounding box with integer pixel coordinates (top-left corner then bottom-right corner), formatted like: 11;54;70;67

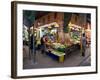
34;12;63;27
0;0;100;80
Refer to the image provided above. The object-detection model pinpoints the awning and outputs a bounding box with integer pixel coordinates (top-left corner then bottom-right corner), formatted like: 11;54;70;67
38;22;59;28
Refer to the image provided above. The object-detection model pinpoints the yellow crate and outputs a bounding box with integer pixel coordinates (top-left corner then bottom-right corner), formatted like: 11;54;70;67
59;55;64;63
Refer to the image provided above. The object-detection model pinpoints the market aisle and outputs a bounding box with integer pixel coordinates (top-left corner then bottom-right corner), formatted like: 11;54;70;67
23;46;91;69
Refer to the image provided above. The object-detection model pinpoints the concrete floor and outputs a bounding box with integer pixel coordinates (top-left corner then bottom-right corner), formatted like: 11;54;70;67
23;45;91;69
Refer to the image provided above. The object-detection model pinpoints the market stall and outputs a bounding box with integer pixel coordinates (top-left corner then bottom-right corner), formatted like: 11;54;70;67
36;22;67;62
63;24;82;56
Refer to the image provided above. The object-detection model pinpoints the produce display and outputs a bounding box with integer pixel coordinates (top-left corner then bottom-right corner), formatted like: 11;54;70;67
72;35;80;44
51;50;65;56
70;27;81;44
52;43;67;53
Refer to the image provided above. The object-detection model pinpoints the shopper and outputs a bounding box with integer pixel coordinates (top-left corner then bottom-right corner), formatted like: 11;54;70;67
81;33;87;56
40;35;46;54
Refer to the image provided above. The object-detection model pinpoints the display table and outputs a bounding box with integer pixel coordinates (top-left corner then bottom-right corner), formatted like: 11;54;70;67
45;42;80;62
65;43;80;57
46;49;65;63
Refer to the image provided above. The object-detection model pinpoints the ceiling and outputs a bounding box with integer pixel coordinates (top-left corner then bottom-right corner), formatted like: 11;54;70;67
35;11;49;19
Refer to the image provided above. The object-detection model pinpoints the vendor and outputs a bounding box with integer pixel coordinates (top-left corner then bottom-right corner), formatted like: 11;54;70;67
40;35;48;55
81;33;87;56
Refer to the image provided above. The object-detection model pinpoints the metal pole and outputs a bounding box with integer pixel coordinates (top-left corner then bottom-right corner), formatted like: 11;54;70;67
32;12;37;64
29;26;31;60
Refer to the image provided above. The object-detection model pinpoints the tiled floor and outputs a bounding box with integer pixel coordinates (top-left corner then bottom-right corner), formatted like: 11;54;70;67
23;45;91;69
